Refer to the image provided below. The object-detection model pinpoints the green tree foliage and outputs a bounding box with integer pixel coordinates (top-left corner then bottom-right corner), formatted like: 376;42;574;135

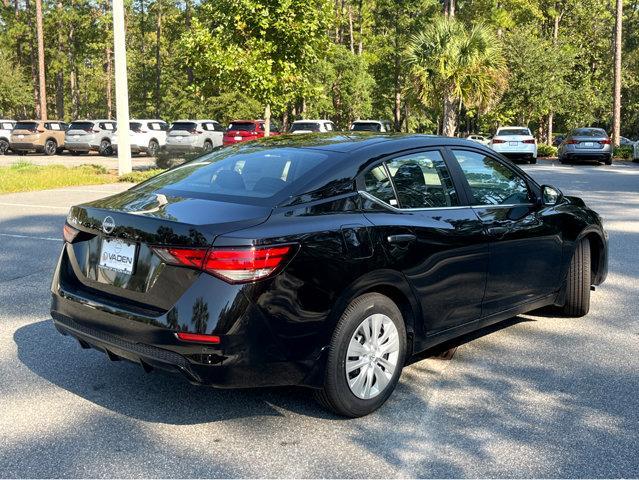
0;47;32;117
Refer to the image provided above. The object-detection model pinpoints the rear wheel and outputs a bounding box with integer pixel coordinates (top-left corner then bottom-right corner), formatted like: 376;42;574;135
530;157;537;164
0;139;9;155
604;156;612;165
44;139;57;156
203;140;213;153
315;293;406;417
99;139;113;156
562;239;591;317
147;139;159;157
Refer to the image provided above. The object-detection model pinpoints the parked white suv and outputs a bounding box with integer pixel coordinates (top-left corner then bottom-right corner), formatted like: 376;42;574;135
0;119;16;155
65;119;116;155
164;120;224;154
466;134;490;146
489;126;538;163
350;120;393;133
289;120;335;134
98;119;169;156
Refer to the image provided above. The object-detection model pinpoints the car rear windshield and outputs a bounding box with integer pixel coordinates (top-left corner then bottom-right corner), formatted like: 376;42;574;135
290;122;321;132
573;128;607;137
68;122;94;131
351;122;381;132
497;128;530;136
14;122;38;132
170;122;197;132
228;122;257;131
137;146;331;204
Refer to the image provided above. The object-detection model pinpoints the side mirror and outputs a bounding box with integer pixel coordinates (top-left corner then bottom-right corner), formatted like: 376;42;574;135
539;185;563;206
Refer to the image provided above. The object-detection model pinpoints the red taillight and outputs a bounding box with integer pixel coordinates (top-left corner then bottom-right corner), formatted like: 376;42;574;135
599;139;611;145
176;332;220;344
152;245;295;283
565;139;579;144
63;223;79;243
92;128;100;133
492;138;506;144
522;139;536;144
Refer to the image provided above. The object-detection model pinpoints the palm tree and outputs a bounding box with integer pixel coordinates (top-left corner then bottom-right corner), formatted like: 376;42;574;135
407;17;507;137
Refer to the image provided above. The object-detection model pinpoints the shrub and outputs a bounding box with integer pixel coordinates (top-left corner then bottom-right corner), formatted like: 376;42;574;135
537;144;558;157
613;146;633;159
118;169;165;183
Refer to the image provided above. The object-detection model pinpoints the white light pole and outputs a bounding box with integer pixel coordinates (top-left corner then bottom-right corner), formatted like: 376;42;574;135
112;0;132;175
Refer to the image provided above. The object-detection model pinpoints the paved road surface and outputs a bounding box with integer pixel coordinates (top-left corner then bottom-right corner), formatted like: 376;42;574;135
0;152;156;170
0;162;637;477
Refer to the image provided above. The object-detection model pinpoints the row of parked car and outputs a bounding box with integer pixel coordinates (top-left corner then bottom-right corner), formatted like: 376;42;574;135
0;118;393;157
467;126;639;164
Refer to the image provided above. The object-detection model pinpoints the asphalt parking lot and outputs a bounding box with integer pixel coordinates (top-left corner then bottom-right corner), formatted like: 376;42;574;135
0;161;637;477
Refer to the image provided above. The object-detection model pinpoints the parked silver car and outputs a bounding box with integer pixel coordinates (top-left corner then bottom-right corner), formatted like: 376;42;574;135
0;119;16;155
65;119;116;155
164;120;224;154
97;119;169;156
558;128;612;165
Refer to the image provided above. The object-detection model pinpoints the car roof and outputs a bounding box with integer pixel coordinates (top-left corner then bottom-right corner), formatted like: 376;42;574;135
172;119;218;123
130;118;167;122
351;120;389;124
497;126;530;130
70;119;114;123
292;119;333;123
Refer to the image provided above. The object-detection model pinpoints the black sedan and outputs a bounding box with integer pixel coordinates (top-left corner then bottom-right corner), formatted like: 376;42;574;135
51;134;608;417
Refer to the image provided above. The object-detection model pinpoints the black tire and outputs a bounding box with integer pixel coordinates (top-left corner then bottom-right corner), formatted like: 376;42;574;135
314;293;407;418
99;139;113;156
203;140;213;152
147;139;159;157
530;157;537;164
44;139;57;156
604;156;612;165
562;239;591;317
0;139;9;155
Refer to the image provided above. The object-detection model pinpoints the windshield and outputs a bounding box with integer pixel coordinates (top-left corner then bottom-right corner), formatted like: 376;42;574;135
290;122;320;132
351;122;381;132
170;122;197;133
14;122;38;132
573;128;607;137
497;128;531;136
68;122;94;131
228;122;257;132
137;146;331;204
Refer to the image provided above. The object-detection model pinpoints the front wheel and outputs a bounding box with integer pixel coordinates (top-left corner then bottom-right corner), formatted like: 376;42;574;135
562;239;591;317
202;140;213;153
315;293;406;417
44;139;57;156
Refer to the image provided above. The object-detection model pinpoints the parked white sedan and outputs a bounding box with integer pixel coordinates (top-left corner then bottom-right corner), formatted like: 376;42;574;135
489;126;537;163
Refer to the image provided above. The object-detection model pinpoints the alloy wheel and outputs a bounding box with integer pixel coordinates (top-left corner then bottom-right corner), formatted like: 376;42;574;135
44;140;56;156
148;140;159;156
345;313;400;400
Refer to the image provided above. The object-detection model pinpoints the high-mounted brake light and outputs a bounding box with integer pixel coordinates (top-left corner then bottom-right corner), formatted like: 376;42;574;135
176;332;221;344
152;245;295;283
63;223;79;243
492;138;506;144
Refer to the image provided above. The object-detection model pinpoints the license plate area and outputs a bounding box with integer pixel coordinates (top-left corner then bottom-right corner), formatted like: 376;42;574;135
509;141;517;146
99;238;137;275
584;142;594;147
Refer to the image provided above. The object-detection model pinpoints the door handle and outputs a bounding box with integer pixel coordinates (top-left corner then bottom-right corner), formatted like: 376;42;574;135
387;234;417;244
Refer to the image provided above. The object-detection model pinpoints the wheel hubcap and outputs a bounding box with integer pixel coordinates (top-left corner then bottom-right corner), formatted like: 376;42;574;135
345;313;400;400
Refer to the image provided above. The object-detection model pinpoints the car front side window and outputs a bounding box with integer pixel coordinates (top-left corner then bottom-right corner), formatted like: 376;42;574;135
452;150;531;206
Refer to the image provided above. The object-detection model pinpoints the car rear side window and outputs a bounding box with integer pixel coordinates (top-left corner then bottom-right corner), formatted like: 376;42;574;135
364;165;398;207
98;122;116;130
143;147;330;201
1;122;14;130
148;122;167;131
452;150;531;206
386;151;459;208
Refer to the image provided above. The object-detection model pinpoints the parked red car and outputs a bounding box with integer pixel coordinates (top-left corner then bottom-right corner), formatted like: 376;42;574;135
223;120;280;146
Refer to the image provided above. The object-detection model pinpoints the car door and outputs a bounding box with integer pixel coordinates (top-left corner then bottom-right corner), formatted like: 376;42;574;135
360;148;488;336
448;148;563;316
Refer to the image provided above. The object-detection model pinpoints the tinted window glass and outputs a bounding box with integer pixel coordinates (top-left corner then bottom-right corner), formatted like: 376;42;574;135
497;128;531;136
14;122;38;131
228;122;256;132
170;122;197;132
290;122;321;132
386;151;459;208
351;122;381;132
130;122;143;132
69;122;94;131
143;147;329;201
452;150;531;206
147;122;167;131
364;165;397;207
98;122;116;130
573;128;607;137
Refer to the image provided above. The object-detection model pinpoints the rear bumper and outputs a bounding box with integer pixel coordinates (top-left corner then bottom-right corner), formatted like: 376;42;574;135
164;144;201;154
9;142;42;152
64;142;92;152
491;144;537;158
